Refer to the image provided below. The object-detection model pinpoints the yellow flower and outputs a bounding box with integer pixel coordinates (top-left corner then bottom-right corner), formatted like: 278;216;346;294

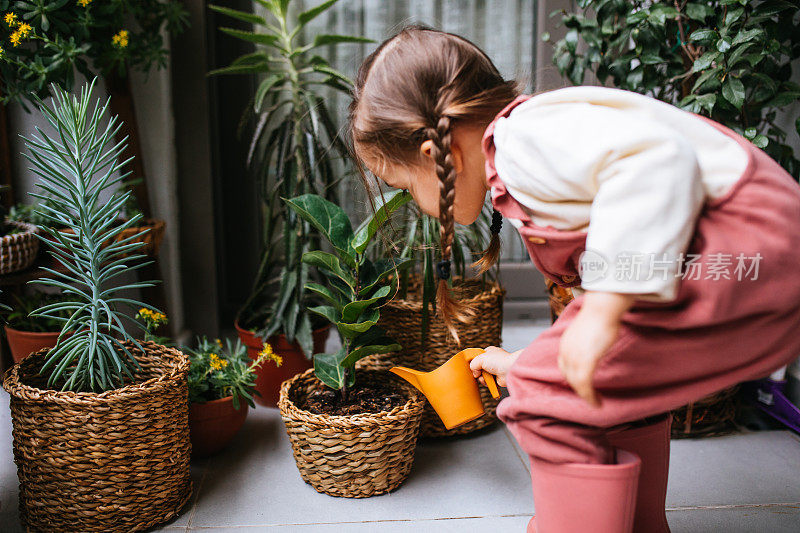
208;352;228;371
258;342;282;367
0;45;4;56
5;13;17;27
112;29;129;48
9;31;20;47
78;0;92;6
17;22;31;38
215;338;223;348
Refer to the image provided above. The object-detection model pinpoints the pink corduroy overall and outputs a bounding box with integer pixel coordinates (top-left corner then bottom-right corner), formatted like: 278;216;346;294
484;95;800;465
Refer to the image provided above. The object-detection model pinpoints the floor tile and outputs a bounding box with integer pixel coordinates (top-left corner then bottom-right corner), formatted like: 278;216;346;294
667;504;800;532
667;431;800;508
500;320;550;352
185;407;533;529
186;515;531;531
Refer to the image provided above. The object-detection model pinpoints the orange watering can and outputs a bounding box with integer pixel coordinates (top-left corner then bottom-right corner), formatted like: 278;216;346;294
390;348;501;430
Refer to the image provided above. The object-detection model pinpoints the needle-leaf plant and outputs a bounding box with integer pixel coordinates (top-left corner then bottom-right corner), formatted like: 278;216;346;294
21;79;159;392
285;190;413;398
209;0;369;357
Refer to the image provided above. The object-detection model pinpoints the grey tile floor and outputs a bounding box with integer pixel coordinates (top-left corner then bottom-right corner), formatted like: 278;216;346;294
1;320;799;532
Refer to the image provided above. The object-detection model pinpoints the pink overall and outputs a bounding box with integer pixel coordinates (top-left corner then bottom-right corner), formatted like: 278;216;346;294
485;96;800;465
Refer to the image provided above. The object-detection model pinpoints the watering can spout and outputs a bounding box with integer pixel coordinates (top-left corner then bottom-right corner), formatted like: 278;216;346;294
389;367;424;392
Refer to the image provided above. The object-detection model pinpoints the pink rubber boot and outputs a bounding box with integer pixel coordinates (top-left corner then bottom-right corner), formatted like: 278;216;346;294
607;415;672;533
527;449;641;533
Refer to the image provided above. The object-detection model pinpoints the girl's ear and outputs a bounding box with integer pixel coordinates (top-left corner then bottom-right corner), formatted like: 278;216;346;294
420;139;434;160
419;139;464;172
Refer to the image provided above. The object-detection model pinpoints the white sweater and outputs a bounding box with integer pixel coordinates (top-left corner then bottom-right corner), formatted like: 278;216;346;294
493;86;748;301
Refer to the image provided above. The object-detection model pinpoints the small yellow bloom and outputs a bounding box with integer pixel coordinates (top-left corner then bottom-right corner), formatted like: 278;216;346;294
215;338;223;348
9;31;20;47
78;0;92;6
0;45;5;56
5;13;17;27
112;29;129;48
258;342;282;367
17;22;31;38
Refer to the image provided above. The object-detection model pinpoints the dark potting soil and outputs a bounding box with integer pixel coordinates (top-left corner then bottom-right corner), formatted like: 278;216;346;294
301;381;406;416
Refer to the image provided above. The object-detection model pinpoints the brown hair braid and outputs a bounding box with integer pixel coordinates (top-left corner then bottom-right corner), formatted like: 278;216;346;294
350;25;519;342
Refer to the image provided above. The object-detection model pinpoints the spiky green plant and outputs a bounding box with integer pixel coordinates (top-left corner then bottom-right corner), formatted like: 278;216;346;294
21;79;159;392
209;0;370;357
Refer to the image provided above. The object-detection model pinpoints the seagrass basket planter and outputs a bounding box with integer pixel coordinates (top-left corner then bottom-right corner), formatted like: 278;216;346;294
0;220;39;274
544;278;739;439
2;341;192;532
278;368;425;498
359;278;505;437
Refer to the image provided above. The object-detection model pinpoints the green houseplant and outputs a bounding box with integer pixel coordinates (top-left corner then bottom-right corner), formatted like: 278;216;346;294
549;0;800;179
186;336;282;458
2;290;72;363
361;201;507;438
0;0;189;220
209;0;369;406
278;191;425;498
2;80;190;532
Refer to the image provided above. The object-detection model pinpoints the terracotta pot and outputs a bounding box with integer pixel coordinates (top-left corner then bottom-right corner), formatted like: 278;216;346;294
189;396;249;458
234;320;329;407
4;326;60;364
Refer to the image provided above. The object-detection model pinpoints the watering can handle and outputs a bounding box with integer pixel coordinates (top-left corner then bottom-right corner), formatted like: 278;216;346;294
463;350;501;400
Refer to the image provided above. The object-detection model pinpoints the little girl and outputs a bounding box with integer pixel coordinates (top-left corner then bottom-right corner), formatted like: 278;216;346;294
349;26;800;533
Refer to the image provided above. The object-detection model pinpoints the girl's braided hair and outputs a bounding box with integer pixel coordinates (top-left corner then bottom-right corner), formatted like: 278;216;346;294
349;25;518;342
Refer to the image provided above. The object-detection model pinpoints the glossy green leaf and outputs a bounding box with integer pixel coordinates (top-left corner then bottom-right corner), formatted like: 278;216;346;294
307;305;340;324
340;342;401;368
305;281;342;310
337;309;380;339
285;194;353;254
313;346;348;389
341;285;391;323
301;251;355;288
722;77;746;108
350;190;413;253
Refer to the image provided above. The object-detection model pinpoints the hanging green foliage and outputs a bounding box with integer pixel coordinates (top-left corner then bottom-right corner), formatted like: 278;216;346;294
550;0;800;178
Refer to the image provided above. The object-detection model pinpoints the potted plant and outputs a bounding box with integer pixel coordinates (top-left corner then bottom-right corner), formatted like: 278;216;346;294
209;0;369;406
3;290;72;363
2;80;191;532
279;191;425;498
0;0;188;219
0;192;38;274
360;203;506;437
550;0;800;437
186;336;282;458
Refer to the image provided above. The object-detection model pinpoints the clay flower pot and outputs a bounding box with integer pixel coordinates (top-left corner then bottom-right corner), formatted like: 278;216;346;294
234;320;329;407
189;396;249;458
4;326;60;364
279;369;425;498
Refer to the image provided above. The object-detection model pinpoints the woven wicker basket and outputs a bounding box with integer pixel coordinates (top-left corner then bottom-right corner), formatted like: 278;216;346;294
3;341;192;532
0;220;39;274
358;278;505;437
60;218;166;258
544;278;739;439
279;369;425;498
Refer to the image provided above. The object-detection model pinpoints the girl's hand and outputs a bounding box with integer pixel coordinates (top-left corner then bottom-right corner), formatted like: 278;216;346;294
558;291;634;407
469;346;521;387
